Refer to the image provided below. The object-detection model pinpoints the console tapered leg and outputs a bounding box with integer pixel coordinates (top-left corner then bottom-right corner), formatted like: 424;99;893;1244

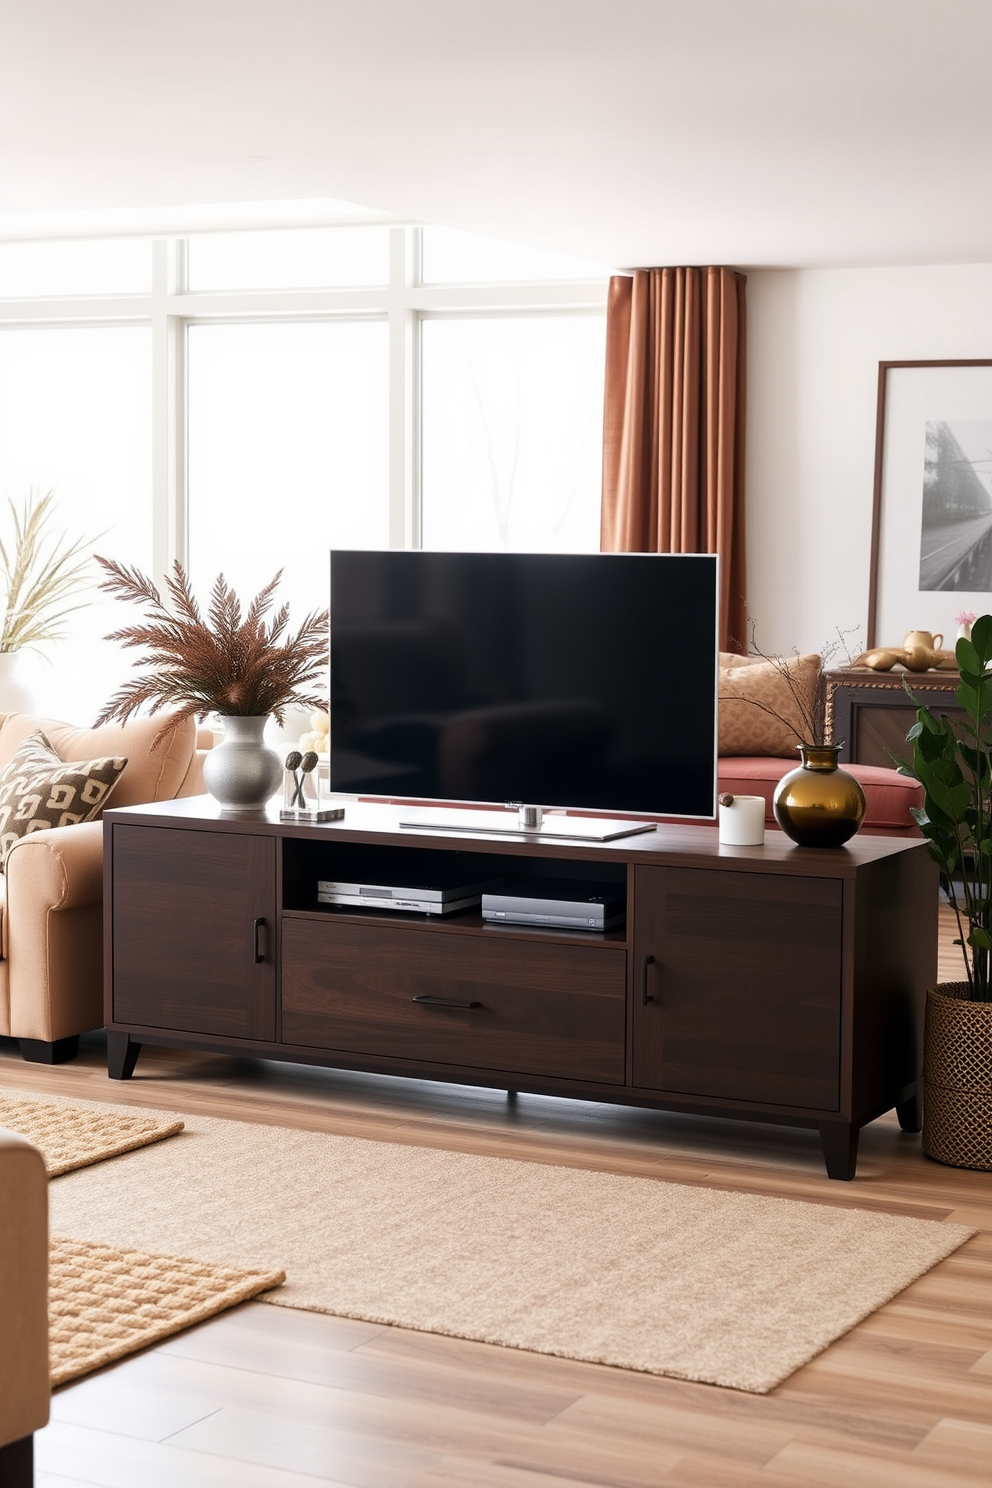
18;1035;79;1064
896;1087;923;1133
819;1121;859;1180
107;1031;141;1080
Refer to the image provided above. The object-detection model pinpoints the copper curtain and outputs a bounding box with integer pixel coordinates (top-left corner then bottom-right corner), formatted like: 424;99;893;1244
600;266;747;652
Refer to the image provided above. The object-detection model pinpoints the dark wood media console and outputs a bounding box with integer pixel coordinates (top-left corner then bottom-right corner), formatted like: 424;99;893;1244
103;796;938;1179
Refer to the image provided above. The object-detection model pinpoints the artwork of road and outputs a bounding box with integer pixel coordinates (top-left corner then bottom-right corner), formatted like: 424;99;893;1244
920;512;992;590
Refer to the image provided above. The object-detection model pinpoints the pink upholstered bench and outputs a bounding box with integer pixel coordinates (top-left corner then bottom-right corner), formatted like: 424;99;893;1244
718;757;923;837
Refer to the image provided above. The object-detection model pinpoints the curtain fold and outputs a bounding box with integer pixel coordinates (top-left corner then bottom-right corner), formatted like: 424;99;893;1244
601;266;747;651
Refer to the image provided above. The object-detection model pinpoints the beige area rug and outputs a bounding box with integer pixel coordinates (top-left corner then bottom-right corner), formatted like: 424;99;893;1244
0;1090;183;1176
49;1236;284;1386
46;1101;975;1394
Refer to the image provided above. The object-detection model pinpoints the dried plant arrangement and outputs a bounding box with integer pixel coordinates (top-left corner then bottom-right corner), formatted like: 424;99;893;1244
94;557;329;740
0;489;94;654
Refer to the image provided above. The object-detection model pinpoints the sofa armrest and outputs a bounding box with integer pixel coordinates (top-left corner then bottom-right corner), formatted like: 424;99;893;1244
176;748;207;798
0;1131;49;1449
4;819;104;923
3;821;105;1042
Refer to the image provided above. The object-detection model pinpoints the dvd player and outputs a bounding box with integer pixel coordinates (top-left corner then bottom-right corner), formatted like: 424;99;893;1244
481;879;626;931
317;874;502;916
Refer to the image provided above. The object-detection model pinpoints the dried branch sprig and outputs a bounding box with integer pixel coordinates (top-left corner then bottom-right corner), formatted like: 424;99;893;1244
722;619;863;747
0;489;97;653
94;557;329;743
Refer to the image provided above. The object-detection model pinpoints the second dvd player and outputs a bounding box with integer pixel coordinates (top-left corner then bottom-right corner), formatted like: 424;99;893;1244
318;871;502;915
482;880;626;931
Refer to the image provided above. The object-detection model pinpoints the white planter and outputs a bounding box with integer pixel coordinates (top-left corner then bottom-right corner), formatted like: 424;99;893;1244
0;651;36;716
201;715;283;816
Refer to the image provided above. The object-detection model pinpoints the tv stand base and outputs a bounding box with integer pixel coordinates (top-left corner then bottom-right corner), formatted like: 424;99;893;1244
397;805;656;842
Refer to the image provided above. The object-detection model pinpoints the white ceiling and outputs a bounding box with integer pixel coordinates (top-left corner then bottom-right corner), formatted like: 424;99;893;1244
2;0;991;269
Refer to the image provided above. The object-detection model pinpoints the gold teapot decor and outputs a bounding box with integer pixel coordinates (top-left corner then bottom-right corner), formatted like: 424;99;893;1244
855;629;956;672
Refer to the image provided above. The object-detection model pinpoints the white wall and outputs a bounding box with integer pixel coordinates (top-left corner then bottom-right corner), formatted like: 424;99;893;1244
746;262;992;657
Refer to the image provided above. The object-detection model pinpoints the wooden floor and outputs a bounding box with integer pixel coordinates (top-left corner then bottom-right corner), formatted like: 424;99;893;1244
3;904;990;1488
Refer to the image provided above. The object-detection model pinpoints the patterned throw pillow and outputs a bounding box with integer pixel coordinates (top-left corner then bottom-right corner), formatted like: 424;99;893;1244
0;730;128;869
718;653;822;757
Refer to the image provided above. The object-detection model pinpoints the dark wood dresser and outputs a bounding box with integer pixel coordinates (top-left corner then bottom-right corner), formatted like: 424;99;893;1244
103;796;938;1180
824;667;964;768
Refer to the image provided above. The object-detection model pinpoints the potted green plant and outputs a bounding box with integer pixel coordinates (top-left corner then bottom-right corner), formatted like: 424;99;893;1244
900;613;992;1170
95;558;328;816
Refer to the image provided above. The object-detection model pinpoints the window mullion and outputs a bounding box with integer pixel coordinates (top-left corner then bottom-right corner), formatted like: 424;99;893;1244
388;226;418;549
150;239;172;591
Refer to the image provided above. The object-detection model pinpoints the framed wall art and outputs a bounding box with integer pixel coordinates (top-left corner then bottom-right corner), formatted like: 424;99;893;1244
868;359;992;647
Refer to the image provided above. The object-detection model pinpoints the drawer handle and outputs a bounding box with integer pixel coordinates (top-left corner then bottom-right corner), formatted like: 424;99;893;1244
413;995;481;1009
253;918;267;964
640;953;656;1005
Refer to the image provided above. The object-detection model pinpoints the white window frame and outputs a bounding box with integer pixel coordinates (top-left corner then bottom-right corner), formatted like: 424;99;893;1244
0;226;608;592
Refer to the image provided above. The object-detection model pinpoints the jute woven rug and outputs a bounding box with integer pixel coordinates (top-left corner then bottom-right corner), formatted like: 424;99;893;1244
49;1238;284;1386
0;1090;183;1176
46;1099;975;1394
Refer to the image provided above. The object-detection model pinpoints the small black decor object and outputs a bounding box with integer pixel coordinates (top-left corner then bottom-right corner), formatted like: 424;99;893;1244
280;749;343;824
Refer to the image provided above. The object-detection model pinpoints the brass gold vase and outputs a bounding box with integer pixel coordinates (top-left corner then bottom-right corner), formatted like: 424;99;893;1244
772;743;866;848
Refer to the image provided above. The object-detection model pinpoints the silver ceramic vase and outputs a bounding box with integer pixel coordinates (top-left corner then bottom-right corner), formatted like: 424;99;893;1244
202;715;282;816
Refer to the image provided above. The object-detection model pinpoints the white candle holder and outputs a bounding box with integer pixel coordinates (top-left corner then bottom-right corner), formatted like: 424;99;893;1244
718;793;766;846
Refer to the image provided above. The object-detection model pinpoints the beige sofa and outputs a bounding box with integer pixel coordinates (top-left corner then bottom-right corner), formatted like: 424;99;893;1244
0;712;205;1064
0;1129;48;1487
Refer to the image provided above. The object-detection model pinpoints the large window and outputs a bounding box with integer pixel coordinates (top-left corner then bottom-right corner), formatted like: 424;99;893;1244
0;325;152;726
421;315;605;551
187;321;389;611
0;226;608;725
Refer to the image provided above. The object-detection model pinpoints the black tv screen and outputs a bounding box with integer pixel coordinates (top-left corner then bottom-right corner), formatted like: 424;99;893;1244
329;551;718;818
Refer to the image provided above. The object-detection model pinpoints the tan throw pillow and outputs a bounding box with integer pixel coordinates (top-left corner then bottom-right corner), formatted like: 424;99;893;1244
718;654;821;757
0;730;127;868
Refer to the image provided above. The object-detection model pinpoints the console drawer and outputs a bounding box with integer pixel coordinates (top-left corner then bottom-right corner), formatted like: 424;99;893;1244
281;918;626;1083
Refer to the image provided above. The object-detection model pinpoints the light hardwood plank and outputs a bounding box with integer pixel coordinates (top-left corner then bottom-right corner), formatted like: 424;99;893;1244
167;1406;442;1485
914;1415;992;1464
156;1306;582;1424
410;1455;630;1488
36;1419;349;1487
765;1436;992;1488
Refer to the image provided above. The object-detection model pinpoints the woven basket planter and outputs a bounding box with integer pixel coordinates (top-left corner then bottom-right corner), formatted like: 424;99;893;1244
922;983;992;1171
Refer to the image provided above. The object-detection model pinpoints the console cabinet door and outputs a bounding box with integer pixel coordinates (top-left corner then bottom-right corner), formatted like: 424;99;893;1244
632;866;841;1110
111;824;276;1040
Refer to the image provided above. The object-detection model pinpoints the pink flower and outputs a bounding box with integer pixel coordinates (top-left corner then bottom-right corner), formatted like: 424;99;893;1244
955;610;977;626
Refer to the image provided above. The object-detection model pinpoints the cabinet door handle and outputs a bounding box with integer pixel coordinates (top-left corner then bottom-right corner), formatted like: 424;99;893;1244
413;995;481;1009
640;953;656;1005
253;918;267;963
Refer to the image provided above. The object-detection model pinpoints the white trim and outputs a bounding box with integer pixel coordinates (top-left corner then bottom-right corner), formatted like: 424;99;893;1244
0;200;400;244
0;300;151;324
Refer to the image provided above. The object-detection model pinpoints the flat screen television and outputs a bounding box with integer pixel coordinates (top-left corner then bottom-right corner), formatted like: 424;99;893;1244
329;550;718;833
